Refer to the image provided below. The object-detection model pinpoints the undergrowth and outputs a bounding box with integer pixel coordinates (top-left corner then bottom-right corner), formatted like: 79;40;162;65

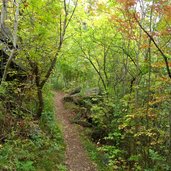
79;127;113;171
0;86;66;171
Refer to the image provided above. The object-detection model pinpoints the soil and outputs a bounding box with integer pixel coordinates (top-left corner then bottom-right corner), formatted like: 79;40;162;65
54;92;97;171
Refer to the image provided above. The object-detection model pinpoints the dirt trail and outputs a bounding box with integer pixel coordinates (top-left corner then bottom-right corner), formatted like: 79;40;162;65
54;92;97;171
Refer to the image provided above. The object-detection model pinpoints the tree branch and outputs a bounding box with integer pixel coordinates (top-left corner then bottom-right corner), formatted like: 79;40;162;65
40;0;78;88
134;15;171;79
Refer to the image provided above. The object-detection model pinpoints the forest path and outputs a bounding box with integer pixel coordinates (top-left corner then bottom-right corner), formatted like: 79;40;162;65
54;92;97;171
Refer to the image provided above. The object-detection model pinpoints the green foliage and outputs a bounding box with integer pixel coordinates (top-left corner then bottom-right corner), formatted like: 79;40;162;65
1;0;171;170
79;130;113;171
0;86;65;170
49;0;171;169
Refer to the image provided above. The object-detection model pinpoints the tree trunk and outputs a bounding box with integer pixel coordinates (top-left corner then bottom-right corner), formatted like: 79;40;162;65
37;87;43;118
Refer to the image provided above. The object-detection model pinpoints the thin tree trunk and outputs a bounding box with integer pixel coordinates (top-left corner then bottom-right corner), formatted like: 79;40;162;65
1;0;20;82
37;87;43;118
0;0;7;27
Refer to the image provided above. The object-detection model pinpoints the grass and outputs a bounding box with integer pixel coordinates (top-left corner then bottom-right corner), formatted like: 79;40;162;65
39;87;67;170
79;128;113;171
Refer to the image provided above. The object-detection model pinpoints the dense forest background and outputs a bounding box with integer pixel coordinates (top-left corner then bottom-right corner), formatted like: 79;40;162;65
0;0;171;170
